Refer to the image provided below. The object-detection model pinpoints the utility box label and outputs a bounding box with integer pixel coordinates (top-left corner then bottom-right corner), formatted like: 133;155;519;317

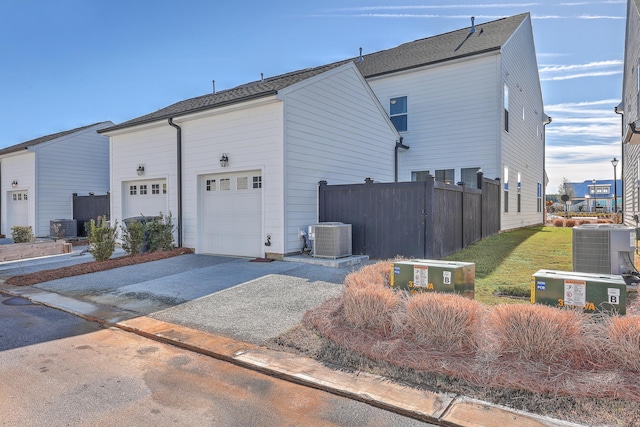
413;265;429;287
564;279;586;307
443;271;451;285
608;288;621;305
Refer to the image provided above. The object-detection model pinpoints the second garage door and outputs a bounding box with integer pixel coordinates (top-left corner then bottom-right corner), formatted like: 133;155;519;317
200;171;262;257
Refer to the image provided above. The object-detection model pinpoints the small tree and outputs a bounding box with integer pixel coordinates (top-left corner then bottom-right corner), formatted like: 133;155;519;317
86;217;117;262
147;212;175;252
121;220;146;255
11;226;35;243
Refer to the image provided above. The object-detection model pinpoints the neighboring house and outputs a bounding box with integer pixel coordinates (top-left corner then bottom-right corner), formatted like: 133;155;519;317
355;13;549;231
100;13;547;258
563;179;622;212
0;122;113;237
618;0;640;225
99;63;400;258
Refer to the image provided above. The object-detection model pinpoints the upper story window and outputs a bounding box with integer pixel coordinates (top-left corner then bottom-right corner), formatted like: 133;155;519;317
435;169;454;184
503;83;509;132
390;96;407;132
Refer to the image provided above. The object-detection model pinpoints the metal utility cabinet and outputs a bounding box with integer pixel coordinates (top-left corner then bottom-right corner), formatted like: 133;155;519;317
390;259;475;298
531;269;626;315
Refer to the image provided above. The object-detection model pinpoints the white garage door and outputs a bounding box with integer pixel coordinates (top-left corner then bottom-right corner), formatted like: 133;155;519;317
200;171;262;257
7;190;28;230
124;179;167;219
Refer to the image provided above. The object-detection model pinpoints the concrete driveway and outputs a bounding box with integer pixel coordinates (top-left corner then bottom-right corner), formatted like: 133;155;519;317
0;250;360;345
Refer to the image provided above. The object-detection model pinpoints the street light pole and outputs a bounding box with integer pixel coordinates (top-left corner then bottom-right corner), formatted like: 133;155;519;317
612;157;619;213
592;178;597;214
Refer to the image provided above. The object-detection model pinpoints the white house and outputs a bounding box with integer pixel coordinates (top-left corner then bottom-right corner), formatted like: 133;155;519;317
617;0;640;225
355;13;549;230
101;13;547;257
0;121;113;238
99;63;400;258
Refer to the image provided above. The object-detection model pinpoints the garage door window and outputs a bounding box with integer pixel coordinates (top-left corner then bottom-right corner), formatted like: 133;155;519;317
253;176;262;189
130;185;137;195
152;184;160;194
237;177;248;190
206;179;216;192
140;185;147;195
220;178;230;191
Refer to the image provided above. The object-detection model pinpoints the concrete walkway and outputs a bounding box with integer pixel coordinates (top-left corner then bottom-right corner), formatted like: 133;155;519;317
0;249;584;427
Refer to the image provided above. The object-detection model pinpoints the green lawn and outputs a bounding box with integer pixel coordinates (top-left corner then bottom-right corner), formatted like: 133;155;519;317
444;226;573;305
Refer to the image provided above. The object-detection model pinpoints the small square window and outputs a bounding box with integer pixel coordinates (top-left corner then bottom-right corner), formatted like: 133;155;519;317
12;194;16;201
252;176;262;189
237;177;249;190
23;193;28;201
163;183;167;194
17;193;22;201
206;179;216;191
130;185;137;195
220;178;230;191
152;184;160;194
140;185;147;195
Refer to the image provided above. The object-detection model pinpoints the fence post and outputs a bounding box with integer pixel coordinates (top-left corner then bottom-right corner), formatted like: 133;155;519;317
424;175;435;258
318;181;327;222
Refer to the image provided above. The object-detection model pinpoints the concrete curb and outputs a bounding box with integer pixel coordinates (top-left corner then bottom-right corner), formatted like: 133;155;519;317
1;286;585;427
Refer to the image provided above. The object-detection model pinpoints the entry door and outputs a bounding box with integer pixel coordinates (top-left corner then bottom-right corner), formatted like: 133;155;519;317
200;171;262;257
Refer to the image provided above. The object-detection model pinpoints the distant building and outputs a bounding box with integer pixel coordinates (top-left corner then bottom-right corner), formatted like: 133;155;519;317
562;179;622;213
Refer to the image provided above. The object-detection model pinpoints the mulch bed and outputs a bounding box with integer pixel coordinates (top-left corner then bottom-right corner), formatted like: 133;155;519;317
4;247;194;286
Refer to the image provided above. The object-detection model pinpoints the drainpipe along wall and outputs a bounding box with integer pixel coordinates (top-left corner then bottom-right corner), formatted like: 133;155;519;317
168;118;183;247
395;137;410;182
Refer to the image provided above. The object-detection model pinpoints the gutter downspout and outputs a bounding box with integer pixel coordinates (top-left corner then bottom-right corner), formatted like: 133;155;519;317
614;105;624;222
168;118;183;248
395;137;410;182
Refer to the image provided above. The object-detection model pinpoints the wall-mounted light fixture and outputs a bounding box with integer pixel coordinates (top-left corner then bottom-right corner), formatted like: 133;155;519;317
136;164;145;176
11;180;18;188
220;154;229;167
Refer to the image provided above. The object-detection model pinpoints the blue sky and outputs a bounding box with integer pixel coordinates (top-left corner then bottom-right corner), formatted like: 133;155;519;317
0;1;626;192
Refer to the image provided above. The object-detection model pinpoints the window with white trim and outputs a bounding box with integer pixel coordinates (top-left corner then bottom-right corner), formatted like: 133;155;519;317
152;184;160;194
411;170;430;181
461;167;481;189
517;172;522;213
237;177;249;190
435;169;454;184
390;96;407;132
206;179;216;192
504;166;509;213
537;182;542;213
252;176;262;189
503;83;509;132
129;185;137;195
220;178;230;191
140;184;147;195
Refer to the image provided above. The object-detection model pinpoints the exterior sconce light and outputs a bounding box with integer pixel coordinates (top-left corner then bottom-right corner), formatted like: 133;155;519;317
11;180;17;188
220;154;229;167
136;165;145;176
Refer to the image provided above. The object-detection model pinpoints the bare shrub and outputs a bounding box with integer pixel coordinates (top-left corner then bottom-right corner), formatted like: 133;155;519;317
565;219;576;227
597;219;612;224
344;261;391;289
405;292;484;353
553;218;564;227
342;281;399;336
488;304;589;366
601;316;640;372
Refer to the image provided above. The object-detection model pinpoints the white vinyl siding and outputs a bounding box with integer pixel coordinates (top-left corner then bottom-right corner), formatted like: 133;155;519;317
280;63;397;254
498;15;545;230
367;54;500;188
35;123;111;236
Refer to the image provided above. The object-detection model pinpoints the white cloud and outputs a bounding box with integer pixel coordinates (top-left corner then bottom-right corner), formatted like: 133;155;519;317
328;4;540;11
539;60;622;81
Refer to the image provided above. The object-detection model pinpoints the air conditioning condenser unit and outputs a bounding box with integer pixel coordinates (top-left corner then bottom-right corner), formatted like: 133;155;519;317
312;222;352;259
572;224;635;275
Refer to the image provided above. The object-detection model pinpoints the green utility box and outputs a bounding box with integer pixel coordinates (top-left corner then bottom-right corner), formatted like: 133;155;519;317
390;259;475;299
531;269;626;315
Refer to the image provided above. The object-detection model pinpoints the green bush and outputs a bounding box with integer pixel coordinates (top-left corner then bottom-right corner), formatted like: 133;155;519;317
86;217;117;262
147;212;175;252
121;220;146;256
11;226;34;243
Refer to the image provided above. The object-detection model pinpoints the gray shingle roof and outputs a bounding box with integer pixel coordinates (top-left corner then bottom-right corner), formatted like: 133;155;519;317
0;121;112;156
100;13;528;134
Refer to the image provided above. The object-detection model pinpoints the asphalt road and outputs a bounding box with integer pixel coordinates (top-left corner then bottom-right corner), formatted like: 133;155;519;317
0;295;433;426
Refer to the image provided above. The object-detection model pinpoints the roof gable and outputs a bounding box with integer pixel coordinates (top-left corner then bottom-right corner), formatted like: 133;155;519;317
100;13;528;134
0;121;113;156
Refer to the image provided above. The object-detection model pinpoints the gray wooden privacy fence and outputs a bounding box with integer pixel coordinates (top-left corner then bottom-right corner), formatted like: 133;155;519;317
318;174;500;259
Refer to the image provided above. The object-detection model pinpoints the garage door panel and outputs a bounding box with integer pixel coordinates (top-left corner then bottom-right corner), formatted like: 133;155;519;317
200;171;262;257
